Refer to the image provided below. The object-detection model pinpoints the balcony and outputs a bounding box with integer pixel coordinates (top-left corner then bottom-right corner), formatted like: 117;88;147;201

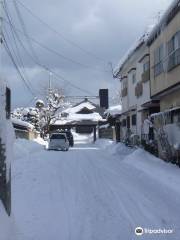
135;81;143;98
141;70;150;83
167;48;180;72
121;87;128;97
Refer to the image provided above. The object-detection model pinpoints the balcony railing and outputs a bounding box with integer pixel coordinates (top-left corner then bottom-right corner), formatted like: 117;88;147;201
121;87;128;97
135;81;143;98
167;48;180;72
141;70;150;83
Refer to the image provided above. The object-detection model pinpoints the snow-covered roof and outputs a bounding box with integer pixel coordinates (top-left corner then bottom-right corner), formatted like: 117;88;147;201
12;118;35;130
147;0;180;46
63;101;96;114
53;112;102;125
151;106;180;118
105;105;122;116
114;1;180;77
113;26;154;77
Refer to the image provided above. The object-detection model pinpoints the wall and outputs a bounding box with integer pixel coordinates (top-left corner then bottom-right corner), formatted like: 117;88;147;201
119;43;151;138
15;129;39;140
99;127;115;140
150;11;180;97
160;88;180;111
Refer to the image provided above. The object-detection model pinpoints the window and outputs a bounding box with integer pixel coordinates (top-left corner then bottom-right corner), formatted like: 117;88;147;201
154;44;164;77
131;114;137;126
167;32;180;54
122;119;126;127
143;61;150;72
132;73;136;84
50;134;66;140
122;78;127;90
167;31;180;71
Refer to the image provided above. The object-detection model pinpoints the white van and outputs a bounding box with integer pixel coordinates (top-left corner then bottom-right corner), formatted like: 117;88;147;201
48;133;69;151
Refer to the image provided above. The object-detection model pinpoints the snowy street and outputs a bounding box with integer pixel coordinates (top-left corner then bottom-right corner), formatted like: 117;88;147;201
12;134;180;240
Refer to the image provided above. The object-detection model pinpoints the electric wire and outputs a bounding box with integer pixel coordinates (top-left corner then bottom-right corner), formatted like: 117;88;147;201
3;2;42;96
15;0;106;63
3;1;95;96
3;35;36;97
3;14;109;73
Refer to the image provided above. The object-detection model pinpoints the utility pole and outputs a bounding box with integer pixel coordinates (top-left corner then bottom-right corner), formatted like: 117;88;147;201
48;71;52;95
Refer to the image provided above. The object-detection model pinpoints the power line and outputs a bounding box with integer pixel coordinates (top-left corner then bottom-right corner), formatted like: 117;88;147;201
3;1;42;97
3;5;95;95
3;2;96;96
12;0;40;63
15;0;106;63
4;19;94;96
4;2;109;73
3;35;36;97
6;20;109;73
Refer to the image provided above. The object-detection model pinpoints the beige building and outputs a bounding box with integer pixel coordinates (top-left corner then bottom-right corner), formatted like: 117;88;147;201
147;0;180;111
147;0;180;161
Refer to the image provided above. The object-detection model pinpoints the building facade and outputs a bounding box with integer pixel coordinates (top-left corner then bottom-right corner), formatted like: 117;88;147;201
148;0;180;111
147;0;180;160
114;0;180;162
114;39;159;143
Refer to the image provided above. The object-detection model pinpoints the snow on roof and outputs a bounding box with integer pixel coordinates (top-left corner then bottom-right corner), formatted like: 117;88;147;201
151;106;180;118
113;0;180;77
12;118;35;130
53;112;102;125
105;105;122;116
147;0;180;45
63;101;96;114
113;26;154;77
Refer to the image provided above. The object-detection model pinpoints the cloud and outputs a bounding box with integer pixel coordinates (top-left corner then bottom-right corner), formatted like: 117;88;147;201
3;0;172;108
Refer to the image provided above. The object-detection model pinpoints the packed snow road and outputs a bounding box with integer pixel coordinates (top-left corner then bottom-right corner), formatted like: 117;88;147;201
12;134;180;240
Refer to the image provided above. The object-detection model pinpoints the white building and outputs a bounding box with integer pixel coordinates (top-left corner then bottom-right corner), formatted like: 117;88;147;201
114;35;159;142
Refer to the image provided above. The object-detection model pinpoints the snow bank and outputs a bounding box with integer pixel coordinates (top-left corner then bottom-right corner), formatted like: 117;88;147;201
95;139;134;156
124;148;180;194
97;139;180;195
0;201;17;240
14;139;45;160
0;201;11;240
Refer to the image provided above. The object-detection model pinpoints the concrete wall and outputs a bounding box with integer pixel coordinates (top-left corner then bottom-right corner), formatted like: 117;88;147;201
160;88;180;111
15;129;39;140
99;127;115;140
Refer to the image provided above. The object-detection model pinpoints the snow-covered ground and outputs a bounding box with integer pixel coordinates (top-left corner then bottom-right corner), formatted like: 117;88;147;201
12;134;180;240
